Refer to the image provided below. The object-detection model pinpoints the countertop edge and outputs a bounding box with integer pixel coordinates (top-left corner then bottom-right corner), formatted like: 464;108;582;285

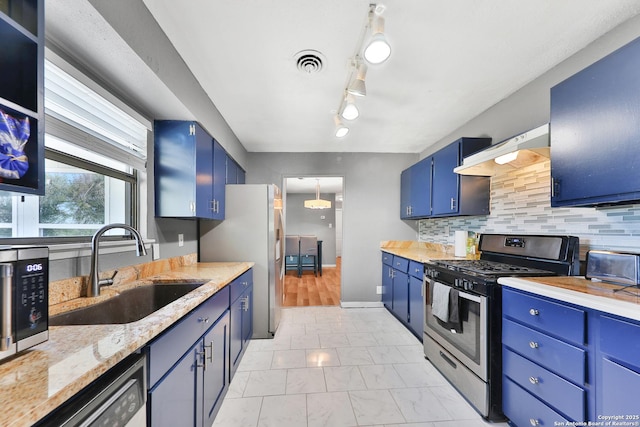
498;276;640;322
3;261;254;427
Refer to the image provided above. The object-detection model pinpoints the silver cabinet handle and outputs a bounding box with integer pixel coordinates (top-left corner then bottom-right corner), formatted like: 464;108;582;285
529;308;539;316
529;341;539;349
198;317;210;324
529;376;539;384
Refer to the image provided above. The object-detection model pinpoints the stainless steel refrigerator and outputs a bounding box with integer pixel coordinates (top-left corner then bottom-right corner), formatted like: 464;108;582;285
199;184;284;338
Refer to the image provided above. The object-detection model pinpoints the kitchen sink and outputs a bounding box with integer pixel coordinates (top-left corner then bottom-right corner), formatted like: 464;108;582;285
50;282;207;326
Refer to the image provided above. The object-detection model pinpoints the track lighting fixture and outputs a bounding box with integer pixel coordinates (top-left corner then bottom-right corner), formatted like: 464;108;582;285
331;3;390;138
364;15;391;64
346;62;367;97
334;115;349;138
340;94;359;120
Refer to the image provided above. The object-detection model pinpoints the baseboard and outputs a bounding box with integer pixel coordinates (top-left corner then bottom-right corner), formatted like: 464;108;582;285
340;301;384;308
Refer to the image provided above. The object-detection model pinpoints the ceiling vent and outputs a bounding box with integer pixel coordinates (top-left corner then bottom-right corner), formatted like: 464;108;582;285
295;50;325;74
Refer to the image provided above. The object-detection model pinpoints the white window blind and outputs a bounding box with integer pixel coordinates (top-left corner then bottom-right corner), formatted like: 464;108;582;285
44;60;149;170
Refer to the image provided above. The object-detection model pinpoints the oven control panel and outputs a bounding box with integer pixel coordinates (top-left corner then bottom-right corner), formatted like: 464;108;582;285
425;266;489;296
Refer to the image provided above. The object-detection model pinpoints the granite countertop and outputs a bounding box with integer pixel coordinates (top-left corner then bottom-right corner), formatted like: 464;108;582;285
0;261;253;427
498;275;640;321
380;240;479;263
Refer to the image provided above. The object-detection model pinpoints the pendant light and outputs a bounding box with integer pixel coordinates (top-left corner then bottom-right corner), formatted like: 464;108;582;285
304;179;332;209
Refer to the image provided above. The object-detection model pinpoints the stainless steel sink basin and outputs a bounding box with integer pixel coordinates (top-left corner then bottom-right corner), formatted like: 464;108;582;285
50;282;207;325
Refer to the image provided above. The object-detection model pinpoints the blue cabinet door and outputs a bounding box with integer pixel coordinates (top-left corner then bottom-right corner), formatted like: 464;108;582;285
203;311;230;426
400;157;431;219
155;121;200;217
382;264;393;309
410;157;432;218
408;275;423;338
242;287;253;345
226;155;238;184
230;295;243;379
550;36;640;207
431;143;459;216
400;167;412;219
211;139;226;219
155;121;220;219
392;270;409;323
149;344;199;426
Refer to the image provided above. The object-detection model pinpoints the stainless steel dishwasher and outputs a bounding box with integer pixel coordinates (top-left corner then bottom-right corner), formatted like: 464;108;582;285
36;353;147;427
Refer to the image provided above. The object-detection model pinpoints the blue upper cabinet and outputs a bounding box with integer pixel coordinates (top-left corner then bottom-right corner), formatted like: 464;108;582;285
225;155;246;185
550;36;640;207
401;137;490;219
154;121;225;219
401;157;431;219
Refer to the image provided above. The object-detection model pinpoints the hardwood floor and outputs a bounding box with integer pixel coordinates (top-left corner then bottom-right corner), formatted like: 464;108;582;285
283;257;341;306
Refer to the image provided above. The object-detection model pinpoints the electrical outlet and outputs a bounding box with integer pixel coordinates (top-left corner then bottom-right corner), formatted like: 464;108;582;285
376;286;382;294
178;233;184;247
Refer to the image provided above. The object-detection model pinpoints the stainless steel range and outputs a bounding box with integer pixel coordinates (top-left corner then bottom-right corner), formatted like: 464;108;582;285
423;234;580;421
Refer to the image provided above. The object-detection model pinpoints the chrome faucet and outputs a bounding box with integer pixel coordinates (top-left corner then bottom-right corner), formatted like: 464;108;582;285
87;223;147;297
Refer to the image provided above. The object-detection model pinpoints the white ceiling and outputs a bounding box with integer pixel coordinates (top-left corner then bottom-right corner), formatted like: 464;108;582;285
140;0;640;154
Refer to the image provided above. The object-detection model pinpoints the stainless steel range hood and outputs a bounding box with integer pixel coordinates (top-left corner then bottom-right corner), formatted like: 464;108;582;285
454;124;549;176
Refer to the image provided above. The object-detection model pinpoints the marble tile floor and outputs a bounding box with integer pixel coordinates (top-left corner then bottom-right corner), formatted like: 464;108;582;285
213;306;511;427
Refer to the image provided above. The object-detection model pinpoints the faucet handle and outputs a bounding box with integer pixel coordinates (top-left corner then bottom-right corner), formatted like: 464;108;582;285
98;270;118;286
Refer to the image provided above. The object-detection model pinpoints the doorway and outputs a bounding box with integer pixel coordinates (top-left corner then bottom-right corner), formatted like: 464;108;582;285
282;176;343;306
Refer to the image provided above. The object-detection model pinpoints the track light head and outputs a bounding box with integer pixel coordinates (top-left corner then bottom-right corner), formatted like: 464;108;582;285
340;94;359;120
346;63;368;97
364;16;391;64
334;115;349;138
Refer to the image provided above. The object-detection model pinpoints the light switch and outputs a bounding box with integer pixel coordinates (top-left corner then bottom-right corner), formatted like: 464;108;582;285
178;233;184;247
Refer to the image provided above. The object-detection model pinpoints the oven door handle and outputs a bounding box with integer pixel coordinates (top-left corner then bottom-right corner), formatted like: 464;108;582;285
430;280;483;304
457;290;482;303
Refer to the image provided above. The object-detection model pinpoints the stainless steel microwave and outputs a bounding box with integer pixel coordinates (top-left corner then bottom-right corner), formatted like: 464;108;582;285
0;247;49;363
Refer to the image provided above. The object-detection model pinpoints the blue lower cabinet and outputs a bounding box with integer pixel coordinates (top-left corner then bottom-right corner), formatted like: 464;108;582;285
392;270;409;324
230;270;253;380
381;253;423;341
147;268;254;427
502;286;640;425
203;314;230;426
382;263;393;310
408;275;424;338
597;314;640;416
149;311;230;427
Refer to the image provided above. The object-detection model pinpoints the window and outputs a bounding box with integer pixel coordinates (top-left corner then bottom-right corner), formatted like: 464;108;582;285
0;58;150;240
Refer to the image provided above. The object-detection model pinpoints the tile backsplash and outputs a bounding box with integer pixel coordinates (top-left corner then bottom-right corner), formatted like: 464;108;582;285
419;160;640;257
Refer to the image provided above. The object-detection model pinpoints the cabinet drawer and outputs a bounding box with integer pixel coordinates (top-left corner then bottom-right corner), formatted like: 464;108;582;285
503;348;586;421
503;377;570;427
230;269;253;303
408;260;424;279
503;288;586;345
382;252;393;266
503;318;586;384
147;286;230;387
600;315;640;370
392;256;409;273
